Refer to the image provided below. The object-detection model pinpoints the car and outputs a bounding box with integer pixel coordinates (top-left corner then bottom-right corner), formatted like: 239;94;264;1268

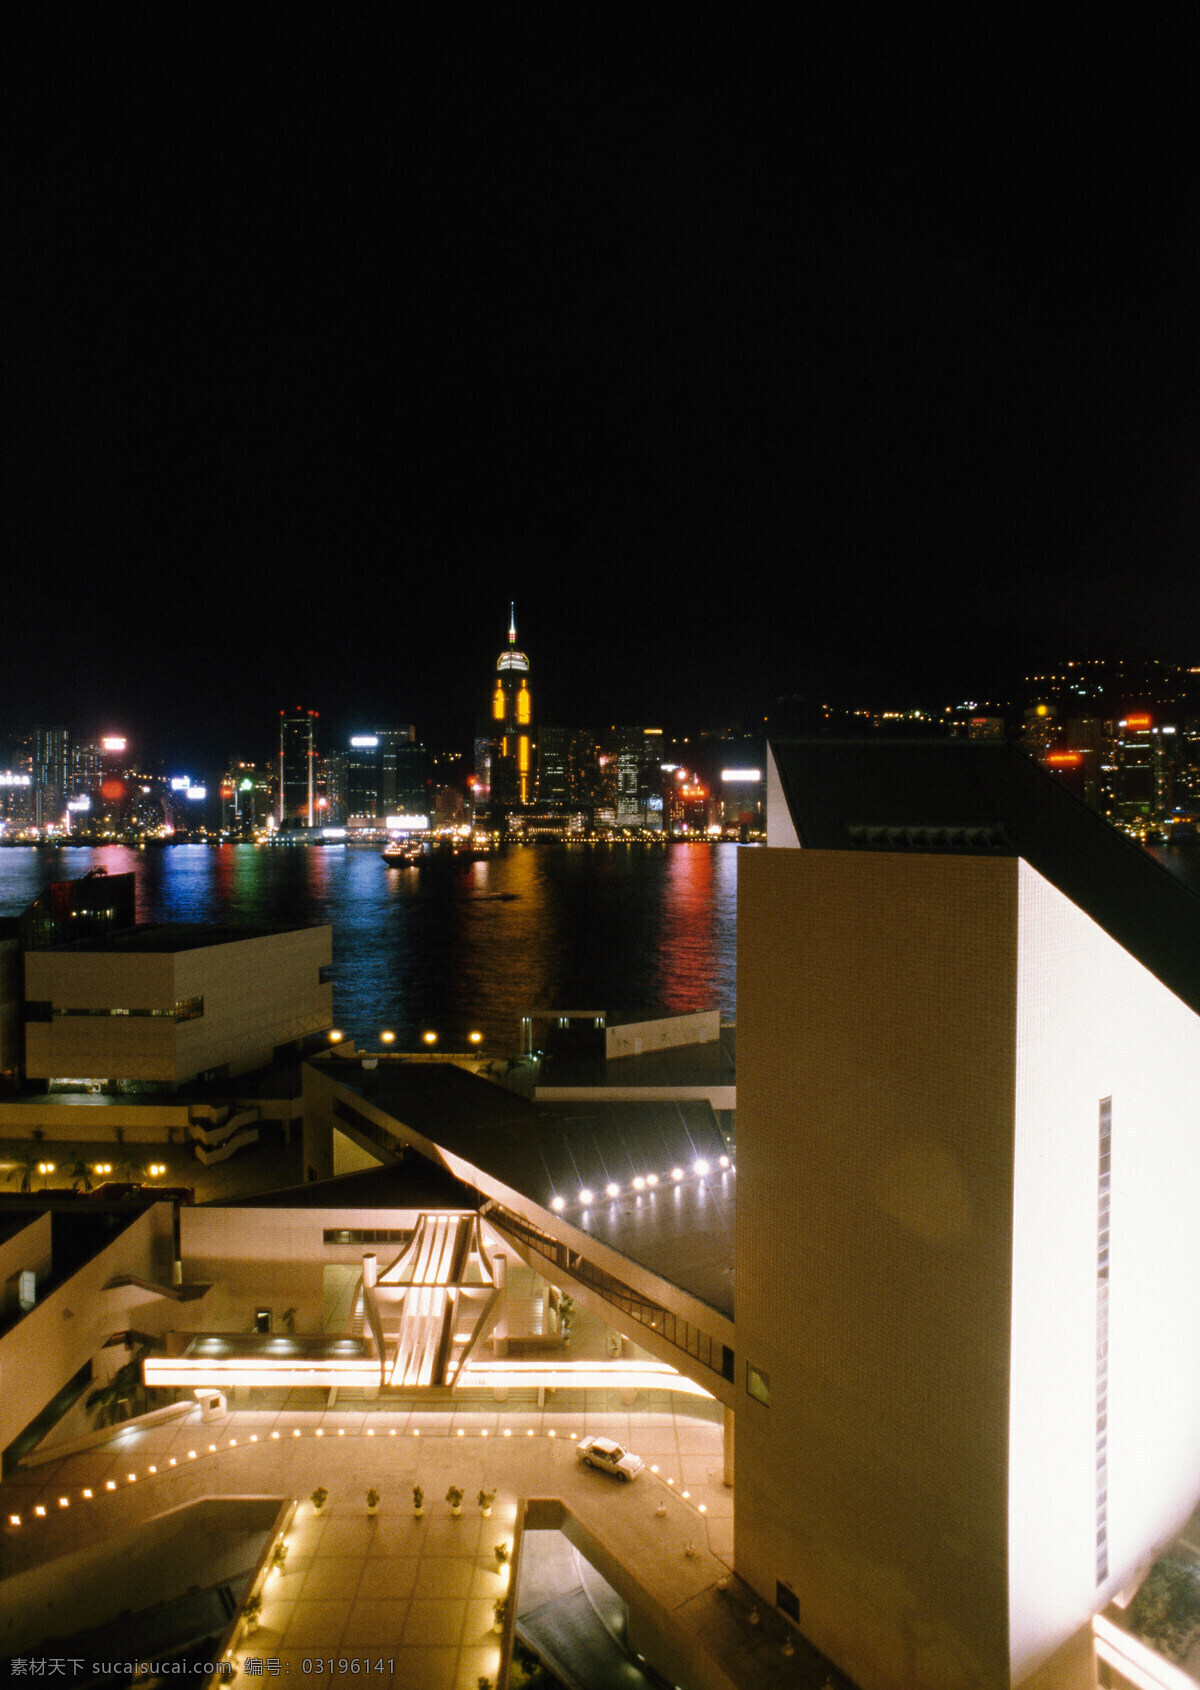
576;1435;644;1482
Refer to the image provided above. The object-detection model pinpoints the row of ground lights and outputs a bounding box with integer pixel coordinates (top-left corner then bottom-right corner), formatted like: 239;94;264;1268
551;1155;734;1212
328;1030;485;1047
14;1161;169;1178
5;1428;708;1526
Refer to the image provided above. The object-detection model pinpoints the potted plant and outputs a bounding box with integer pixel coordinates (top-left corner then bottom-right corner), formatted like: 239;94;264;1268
493;1595;508;1634
478;1488;496;1517
559;1292;574;1345
272;1541;288;1572
494;1542;509;1572
310;1487;328;1516
446;1485;463;1517
412;1485;424;1517
366;1488;381;1517
243;1594;262;1635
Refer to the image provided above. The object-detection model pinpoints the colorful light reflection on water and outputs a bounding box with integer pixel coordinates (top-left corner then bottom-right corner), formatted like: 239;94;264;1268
0;841;739;1052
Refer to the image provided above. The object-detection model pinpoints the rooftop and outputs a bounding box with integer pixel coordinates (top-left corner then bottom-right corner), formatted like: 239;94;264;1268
319;1058;736;1318
43;921;325;955
770;737;1200;1017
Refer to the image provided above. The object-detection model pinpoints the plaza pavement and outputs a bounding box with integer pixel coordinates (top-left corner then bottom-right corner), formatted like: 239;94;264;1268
1;1388;840;1690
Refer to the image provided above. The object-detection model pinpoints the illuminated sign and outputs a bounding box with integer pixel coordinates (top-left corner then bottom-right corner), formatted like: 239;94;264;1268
385;814;429;831
170;777;191;792
322;827;347;840
1125;714;1152;730
350;735;379;748
186;787;207;801
1045;752;1083;768
0;773;31;787
102;737;127;753
721;768;762;783
67;796;91;812
239;778;253;791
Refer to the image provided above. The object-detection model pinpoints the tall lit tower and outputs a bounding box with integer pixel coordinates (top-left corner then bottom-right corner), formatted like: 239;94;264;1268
488;604;535;806
279;710;318;827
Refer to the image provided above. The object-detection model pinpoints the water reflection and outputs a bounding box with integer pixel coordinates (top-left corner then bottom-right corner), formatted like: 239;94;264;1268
0;841;739;1053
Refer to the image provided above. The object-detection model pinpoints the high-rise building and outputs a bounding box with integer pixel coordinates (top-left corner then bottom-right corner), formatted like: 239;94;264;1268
278;710;318;828
31;725;68;830
482;605;535;810
345;735;381;821
375;725;416;813
394;741;431;820
738;738;1200;1689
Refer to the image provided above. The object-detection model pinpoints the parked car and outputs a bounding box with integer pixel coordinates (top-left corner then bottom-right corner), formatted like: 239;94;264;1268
576;1435;644;1481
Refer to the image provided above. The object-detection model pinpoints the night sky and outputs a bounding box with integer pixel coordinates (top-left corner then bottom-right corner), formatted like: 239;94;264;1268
4;10;1200;770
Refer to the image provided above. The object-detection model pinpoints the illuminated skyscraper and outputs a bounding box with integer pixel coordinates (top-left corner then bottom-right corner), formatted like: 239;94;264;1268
31;725;68;830
278;710;318;828
484;605;535;808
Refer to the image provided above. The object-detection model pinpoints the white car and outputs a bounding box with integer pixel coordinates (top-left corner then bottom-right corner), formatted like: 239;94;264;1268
576;1435;644;1482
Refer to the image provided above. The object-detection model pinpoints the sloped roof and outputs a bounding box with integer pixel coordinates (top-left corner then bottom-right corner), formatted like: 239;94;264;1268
769;738;1200;1017
318;1057;735;1316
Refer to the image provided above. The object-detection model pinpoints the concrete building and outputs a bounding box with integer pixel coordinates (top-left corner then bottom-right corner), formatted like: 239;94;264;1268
23;923;332;1091
738;739;1200;1690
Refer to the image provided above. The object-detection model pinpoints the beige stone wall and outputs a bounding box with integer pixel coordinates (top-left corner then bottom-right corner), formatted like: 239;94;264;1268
735;848;1019;1690
0;1202;176;1451
605;1010;721;1059
23;926;332;1085
173;926;331;1078
25;950;176;1081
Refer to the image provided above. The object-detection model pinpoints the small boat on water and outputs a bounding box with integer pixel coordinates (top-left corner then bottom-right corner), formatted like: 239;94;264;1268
381;843;422;867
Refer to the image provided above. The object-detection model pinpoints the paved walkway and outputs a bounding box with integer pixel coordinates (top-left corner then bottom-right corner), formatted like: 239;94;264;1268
2;1390;749;1690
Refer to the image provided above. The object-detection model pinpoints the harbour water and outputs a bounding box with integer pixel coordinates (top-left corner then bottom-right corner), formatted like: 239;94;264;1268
0;842;740;1054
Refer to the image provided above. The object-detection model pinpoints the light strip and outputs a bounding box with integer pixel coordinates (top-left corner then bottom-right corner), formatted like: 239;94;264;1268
145;1360;384;1388
145;1356;714;1395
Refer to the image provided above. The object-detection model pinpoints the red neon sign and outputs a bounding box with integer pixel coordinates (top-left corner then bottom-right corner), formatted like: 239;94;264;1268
1126;714;1152;730
1046;752;1083;768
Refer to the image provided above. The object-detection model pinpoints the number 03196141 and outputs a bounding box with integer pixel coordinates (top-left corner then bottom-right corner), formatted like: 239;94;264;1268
300;1662;394;1675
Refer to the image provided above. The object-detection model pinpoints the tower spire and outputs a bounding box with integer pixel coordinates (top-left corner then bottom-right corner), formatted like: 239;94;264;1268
508;602;517;645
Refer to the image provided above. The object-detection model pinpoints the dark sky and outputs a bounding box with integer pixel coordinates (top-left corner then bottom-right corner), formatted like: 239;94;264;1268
4;10;1200;770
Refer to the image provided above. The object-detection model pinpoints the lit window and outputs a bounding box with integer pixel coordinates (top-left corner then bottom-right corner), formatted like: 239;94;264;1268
747;1363;771;1408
